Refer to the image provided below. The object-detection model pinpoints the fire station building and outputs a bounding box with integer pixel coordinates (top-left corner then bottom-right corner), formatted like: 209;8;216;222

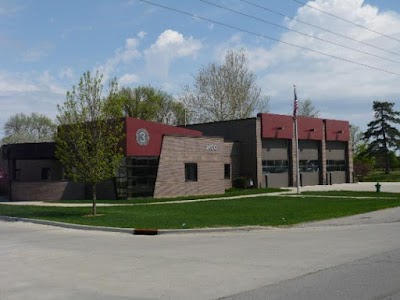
1;113;352;201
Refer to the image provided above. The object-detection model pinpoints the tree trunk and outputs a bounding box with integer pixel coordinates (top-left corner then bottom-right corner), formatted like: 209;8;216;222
385;151;390;174
92;183;96;216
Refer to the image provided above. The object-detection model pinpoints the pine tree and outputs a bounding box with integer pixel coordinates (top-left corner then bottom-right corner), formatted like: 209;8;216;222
364;101;400;174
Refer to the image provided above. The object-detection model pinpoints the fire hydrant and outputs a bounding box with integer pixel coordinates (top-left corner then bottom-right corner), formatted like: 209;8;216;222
375;182;381;193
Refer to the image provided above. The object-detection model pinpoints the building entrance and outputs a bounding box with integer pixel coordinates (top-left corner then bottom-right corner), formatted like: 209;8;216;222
115;156;159;198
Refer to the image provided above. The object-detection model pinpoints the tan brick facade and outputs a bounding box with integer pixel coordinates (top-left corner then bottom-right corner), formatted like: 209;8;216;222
11;181;85;201
347;138;354;183
187;118;260;185
154;136;240;198
321;122;327;185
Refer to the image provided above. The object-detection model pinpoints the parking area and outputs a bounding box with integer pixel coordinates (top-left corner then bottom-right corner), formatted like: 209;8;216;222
289;182;400;193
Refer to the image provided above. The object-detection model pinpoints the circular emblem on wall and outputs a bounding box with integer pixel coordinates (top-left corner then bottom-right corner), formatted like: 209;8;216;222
136;128;150;146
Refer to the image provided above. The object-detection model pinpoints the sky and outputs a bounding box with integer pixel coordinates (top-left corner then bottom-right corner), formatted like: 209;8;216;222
1;0;400;138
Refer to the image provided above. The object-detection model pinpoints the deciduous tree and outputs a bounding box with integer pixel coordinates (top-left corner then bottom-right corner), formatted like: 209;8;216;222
56;71;124;215
350;124;363;155
180;49;269;123
2;113;56;144
107;86;186;125
298;99;319;117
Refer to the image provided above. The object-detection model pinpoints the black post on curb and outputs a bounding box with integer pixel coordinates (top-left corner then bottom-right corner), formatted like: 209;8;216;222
133;228;158;235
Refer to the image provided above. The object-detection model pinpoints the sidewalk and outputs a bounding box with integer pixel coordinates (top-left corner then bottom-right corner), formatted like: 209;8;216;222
0;182;399;207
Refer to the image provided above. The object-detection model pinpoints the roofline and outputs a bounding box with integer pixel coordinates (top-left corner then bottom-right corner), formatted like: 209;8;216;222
184;116;257;127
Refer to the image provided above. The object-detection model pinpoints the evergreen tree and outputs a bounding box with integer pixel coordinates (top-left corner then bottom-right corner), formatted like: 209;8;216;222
364;101;400;174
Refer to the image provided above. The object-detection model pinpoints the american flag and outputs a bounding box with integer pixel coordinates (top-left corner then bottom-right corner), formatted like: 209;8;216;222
293;85;298;118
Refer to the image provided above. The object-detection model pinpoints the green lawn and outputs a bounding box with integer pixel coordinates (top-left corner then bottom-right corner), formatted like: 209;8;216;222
58;187;286;204
1;195;400;229
362;170;400;182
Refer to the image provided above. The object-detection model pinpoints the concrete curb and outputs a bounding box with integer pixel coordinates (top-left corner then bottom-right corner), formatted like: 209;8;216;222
158;226;275;234
0;215;133;234
0;215;275;235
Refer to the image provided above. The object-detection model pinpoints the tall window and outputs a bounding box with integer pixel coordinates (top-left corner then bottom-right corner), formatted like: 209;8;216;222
299;160;319;172
185;163;198;182
14;169;21;181
42;168;51;180
326;160;346;171
224;164;231;179
262;160;288;174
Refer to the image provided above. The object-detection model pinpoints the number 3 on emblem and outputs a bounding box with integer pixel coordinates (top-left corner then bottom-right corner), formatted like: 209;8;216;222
136;128;150;146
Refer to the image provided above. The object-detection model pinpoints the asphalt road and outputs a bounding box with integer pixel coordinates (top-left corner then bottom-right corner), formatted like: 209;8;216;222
1;211;400;300
223;248;400;300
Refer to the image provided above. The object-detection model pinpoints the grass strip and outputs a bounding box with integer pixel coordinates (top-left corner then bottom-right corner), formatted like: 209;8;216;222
57;187;286;204
361;171;400;182
1;196;400;229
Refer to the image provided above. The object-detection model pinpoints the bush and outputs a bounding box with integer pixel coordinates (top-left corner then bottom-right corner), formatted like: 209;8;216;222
233;177;247;189
354;161;372;182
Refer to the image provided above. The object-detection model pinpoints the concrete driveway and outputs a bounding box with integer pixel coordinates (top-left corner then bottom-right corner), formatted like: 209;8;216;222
1;209;400;299
290;181;400;193
1;182;400;299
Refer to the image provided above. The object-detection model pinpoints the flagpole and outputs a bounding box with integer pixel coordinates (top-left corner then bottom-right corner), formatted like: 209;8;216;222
295;114;300;194
293;85;301;194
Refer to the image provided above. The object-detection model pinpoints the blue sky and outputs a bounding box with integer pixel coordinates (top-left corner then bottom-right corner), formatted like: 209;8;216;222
1;0;400;138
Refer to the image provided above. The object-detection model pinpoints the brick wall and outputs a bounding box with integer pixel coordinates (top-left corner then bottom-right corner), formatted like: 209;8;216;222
11;181;85;201
321;122;327;185
0;155;8;196
255;118;263;188
347;138;354;183
154;136;239;198
16;159;63;181
186;118;259;185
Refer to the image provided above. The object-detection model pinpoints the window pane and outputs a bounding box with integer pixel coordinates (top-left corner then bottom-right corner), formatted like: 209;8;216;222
299;160;319;172
42;168;51;180
185;163;198;182
326;160;346;172
224;164;231;179
262;160;289;174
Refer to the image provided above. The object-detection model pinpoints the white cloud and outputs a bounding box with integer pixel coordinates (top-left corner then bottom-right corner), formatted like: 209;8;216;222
119;73;140;86
144;29;202;79
21;48;48;62
137;31;147;39
0;72;40;93
38;71;66;95
221;0;400;128
96;37;141;81
0;4;25;15
0;71;67;138
59;67;74;80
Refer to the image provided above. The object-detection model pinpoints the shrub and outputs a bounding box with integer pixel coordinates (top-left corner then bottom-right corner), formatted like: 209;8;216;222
354;161;372;182
233;177;247;189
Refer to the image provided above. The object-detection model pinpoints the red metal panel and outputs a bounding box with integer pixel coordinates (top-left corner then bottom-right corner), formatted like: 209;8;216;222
125;117;203;156
297;116;324;140
325;119;350;141
260;113;294;139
